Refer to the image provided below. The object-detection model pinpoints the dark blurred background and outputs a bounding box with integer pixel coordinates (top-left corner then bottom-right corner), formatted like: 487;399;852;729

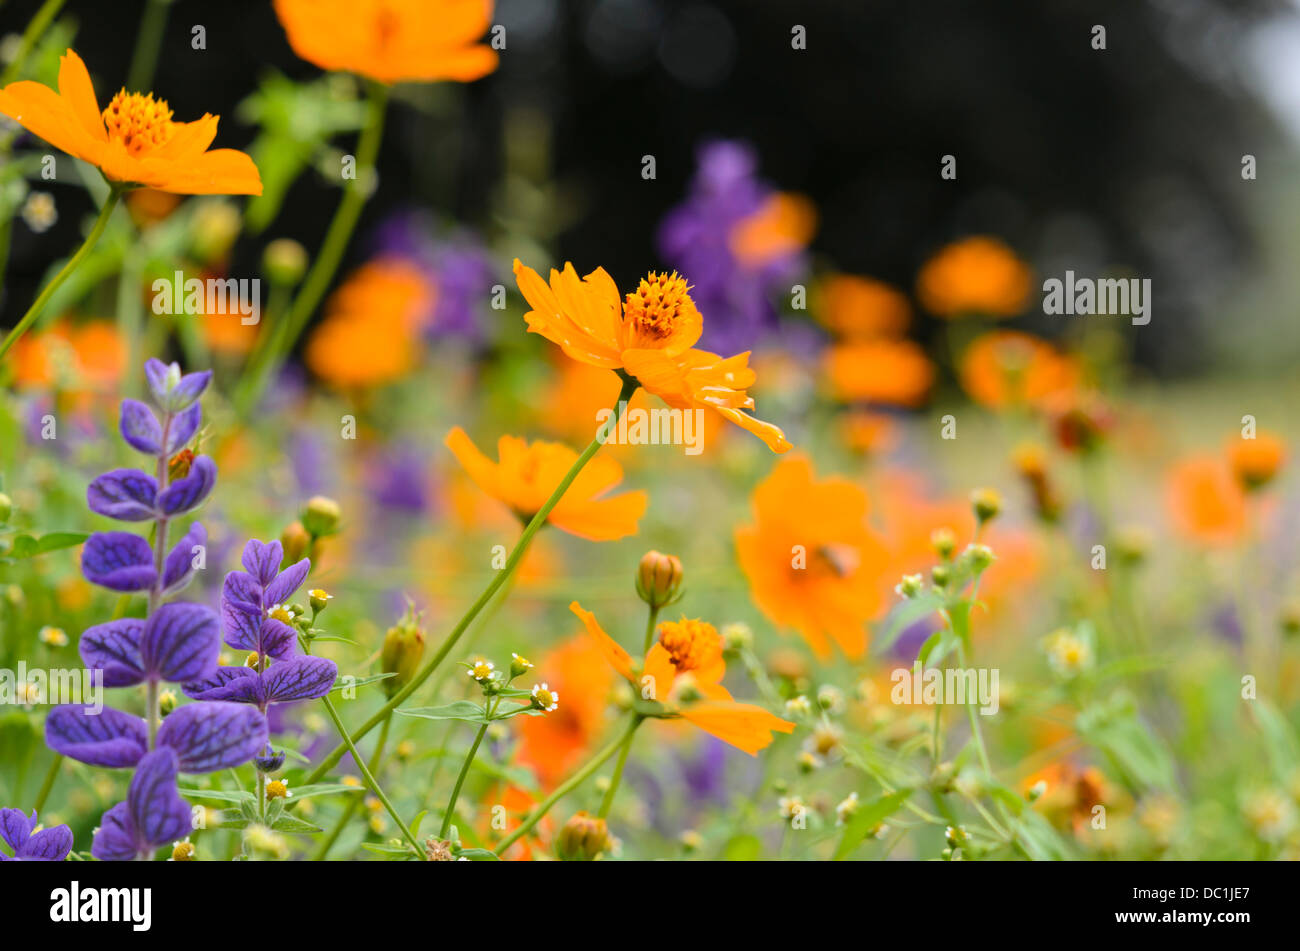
3;0;1297;374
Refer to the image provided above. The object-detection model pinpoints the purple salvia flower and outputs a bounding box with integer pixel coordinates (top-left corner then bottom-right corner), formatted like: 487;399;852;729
143;358;212;413
91;749;192;861
0;809;73;861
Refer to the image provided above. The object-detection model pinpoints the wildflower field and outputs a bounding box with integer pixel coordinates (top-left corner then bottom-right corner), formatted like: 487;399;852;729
1;0;1299;873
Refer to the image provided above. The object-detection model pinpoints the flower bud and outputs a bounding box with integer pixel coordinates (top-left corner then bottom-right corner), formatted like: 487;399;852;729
254;746;286;773
721;622;753;652
636;550;683;609
0;492;11;523
894;573;924;599
158;690;177;716
970;487;1001;525
280;520;311;565
509;652;534;679
1279;599;1300;639
381;610;426;698
190;201;241;263
961;544;996;574
556;811;611;861
930;527;956;559
263;238;308;286
309;588;333;614
301;495;341;537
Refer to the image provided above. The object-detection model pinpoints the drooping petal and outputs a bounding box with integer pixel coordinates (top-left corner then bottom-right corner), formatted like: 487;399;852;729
90;801;137;862
679;701;796;756
165;402;202;453
157;455;217;515
141;602;220;684
148;147;263;196
45;705;147;768
119;399;163;455
0;809;34;853
261;655;337;702
86;469;158;521
161;522;206;594
181;666;263;704
81;532;158;592
156;701;268;772
18;824;73;861
126;748;191;855
570;601;635;683
264;557;309;607
79;618;146;687
240;538;283;586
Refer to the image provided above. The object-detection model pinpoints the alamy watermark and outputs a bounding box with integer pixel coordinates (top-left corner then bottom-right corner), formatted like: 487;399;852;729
890;661;1000;715
596;402;705;455
1042;271;1151;326
151;270;261;325
1;664;103;712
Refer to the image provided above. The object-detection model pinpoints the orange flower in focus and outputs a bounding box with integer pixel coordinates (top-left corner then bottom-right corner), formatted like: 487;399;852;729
513;260;791;452
273;0;499;84
735;455;890;658
960;331;1078;410
571;604;795;754
917;236;1032;318
728;193;817;268
0;50;261;195
1166;455;1246;546
305;258;432;388
817;274;911;340
12;319;125;391
444;427;647;541
515;635;615;789
1227;432;1285;491
824;338;934;407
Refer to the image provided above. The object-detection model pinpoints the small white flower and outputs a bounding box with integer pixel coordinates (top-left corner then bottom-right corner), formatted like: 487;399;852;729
467;659;496;682
531;682;559;712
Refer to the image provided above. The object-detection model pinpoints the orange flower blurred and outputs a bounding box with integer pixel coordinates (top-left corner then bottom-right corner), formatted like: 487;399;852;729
735;454;890;658
274;0;499;84
305;258;432;388
824;338;934;407
1166;454;1246;546
513;260;791;452
515;635;616;789
12;319;125;391
817;274;911;340
839;410;899;456
444;427;647;541
917;236;1032;318
0;50;261;195
571;604;795;754
728;193;817;268
1227;431;1285;491
959;331;1079;410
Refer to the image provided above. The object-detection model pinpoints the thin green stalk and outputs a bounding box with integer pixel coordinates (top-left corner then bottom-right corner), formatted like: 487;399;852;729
319;695;424;858
239;82;388;407
126;0;172;93
32;754;63;813
494;714;639;855
313;712;390;860
954;641;991;776
0;0;66;86
302;377;641;786
597;716;641;819
438;722;488;839
1;187;121;360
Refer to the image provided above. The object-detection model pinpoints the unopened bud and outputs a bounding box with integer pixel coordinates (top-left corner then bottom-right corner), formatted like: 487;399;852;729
301;496;341;537
381;608;426;698
556;811;611;861
263;238;308;286
970;487;1001;524
280;520;311;565
636;550;683;609
0;492;12;523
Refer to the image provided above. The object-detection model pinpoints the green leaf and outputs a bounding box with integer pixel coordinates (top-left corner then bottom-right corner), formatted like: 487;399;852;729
833;790;913;860
178;788;256;803
361;842;418;860
1076;692;1176;792
397;701;488;724
491;705;543;722
271;814;322;834
874;595;943;655
453;848;499;861
330;672;397;693
720;834;762;861
1;531;88;562
281;783;365;801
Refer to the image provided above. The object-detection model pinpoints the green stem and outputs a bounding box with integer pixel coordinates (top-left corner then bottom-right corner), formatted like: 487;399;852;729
954;642;992;777
494;715;639;856
313;712;390;860
239;81;388;407
438;722;488;839
0;0;66;86
597;716;642;819
302;377;641;786
319;695;424;858
642;604;660;653
126;0;172;93
0;187;121;360
32;754;63;813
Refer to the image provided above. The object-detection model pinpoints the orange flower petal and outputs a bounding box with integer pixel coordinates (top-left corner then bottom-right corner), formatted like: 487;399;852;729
57;49;105;143
570;601;634;683
679;702;795;755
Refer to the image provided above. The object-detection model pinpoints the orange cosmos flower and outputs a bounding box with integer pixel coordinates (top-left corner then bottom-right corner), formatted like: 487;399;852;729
513;259;792;452
959;331;1079;410
274;0;499;85
0;50;261;195
571;603;795;755
728;192;817;268
1227;431;1286;491
735;454;890;659
305;258;433;388
12;318;125;391
824;338;935;407
917;236;1032;318
444;427;647;541
817;274;911;340
1166;454;1246;546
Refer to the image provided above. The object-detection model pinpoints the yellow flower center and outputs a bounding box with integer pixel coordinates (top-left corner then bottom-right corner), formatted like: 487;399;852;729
171;840;195;861
266;780;289;800
535;688;555;707
623;272;696;344
657;618;722;673
102;89;175;156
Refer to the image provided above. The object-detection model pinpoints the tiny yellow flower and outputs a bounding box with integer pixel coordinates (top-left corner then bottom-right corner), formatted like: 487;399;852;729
39;625;68;647
467;659;495;683
531;682;559;712
266;780;291;800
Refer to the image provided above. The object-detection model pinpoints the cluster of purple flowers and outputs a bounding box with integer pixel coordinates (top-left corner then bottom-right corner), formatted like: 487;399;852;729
657;139;810;354
45;361;269;860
